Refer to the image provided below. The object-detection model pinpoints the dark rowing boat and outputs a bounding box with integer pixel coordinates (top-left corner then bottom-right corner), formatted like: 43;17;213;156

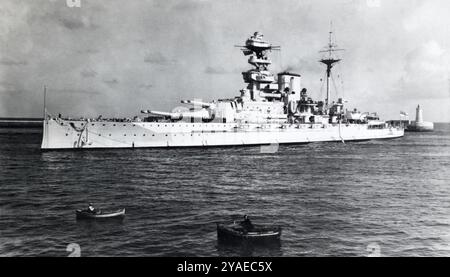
217;221;281;244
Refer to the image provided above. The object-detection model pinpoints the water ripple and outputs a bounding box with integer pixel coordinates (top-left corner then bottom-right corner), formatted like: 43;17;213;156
1;124;450;256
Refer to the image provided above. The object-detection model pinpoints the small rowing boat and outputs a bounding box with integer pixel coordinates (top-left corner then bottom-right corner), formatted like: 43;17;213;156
217;221;281;244
75;208;125;220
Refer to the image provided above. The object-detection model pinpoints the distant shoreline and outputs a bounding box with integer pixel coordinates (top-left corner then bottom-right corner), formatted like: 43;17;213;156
0;118;43;128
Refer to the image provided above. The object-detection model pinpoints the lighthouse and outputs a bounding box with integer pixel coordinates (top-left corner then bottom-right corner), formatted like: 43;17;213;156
406;105;434;132
415;105;423;123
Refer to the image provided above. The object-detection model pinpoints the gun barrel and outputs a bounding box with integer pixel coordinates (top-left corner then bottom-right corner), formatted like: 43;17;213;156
142;109;212;120
142;110;167;115
181;100;216;109
142;110;179;118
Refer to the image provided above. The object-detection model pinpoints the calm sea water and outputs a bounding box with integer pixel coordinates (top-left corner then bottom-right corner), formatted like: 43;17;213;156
0;124;449;257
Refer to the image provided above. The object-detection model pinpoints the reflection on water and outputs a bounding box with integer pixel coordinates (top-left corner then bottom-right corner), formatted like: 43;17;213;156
217;241;283;257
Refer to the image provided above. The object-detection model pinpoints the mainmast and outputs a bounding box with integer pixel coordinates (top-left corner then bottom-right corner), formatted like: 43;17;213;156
319;25;344;110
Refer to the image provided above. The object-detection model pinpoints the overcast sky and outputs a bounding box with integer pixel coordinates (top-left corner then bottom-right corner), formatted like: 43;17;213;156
0;0;449;121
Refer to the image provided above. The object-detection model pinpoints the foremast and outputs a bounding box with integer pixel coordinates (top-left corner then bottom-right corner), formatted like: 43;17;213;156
236;32;281;100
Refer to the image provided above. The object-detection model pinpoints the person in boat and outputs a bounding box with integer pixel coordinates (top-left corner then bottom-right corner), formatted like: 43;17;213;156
87;203;97;214
240;215;254;231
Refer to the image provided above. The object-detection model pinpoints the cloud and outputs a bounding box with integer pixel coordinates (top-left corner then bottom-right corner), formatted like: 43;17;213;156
59;17;85;30
204;66;230;74
57;14;100;31
80;69;97;78
139;83;153;89
403;1;448;35
0;58;28;66
26;2;99;31
280;56;322;76
395;40;450;100
172;0;212;11
103;78;119;86
143;52;174;65
0;81;23;94
76;48;99;55
53;88;101;95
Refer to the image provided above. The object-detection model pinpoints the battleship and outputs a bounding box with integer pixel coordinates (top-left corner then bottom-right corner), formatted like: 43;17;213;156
41;31;404;149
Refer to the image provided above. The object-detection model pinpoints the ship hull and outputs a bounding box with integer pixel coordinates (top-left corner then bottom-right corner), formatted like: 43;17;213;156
41;118;404;150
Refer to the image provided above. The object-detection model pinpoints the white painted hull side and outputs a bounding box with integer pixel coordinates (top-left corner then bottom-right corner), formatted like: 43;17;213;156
41;118;404;149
